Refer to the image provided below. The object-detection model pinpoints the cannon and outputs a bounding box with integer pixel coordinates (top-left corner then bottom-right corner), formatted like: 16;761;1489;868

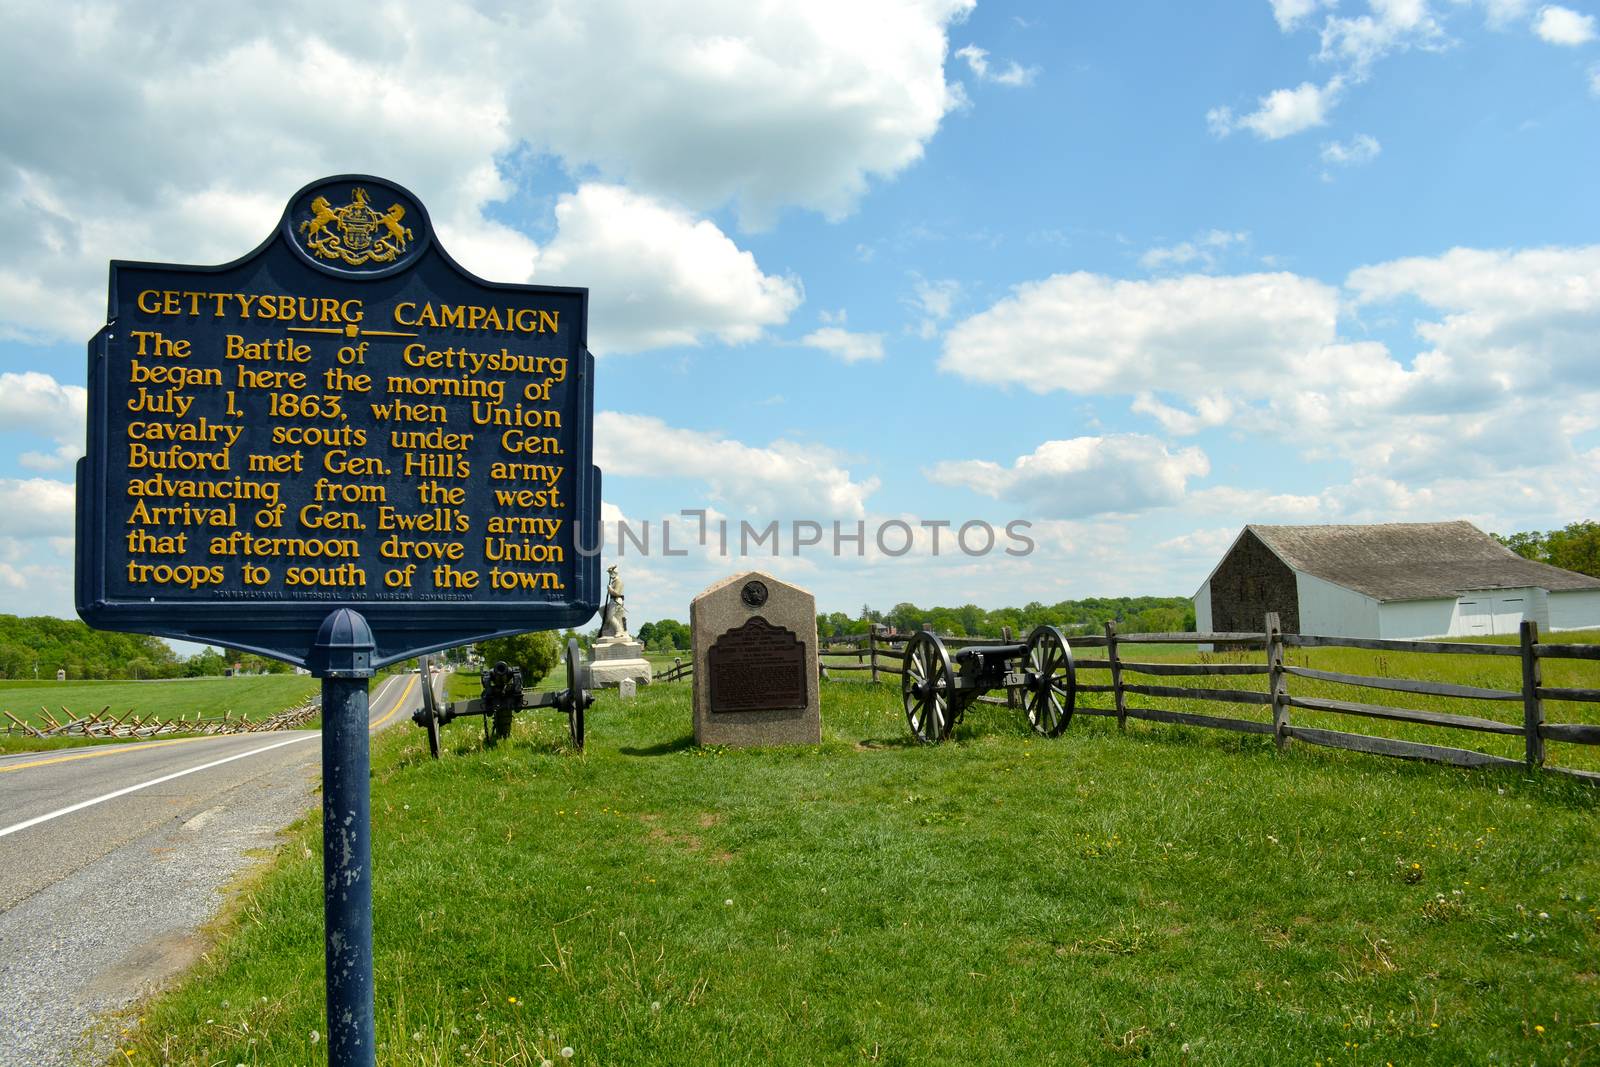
900;626;1076;743
412;638;594;756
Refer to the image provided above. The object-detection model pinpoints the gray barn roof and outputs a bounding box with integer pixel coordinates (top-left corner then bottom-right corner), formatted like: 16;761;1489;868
1244;521;1600;602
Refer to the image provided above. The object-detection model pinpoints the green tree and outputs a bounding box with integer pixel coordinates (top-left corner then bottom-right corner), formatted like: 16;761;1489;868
184;647;228;677
1494;529;1546;561
1546;521;1600;578
477;630;561;687
1495;521;1600;578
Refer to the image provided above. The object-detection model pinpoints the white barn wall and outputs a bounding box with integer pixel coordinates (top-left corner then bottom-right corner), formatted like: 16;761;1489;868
1379;598;1458;639
1192;583;1214;652
1549;589;1600;632
1295;571;1378;637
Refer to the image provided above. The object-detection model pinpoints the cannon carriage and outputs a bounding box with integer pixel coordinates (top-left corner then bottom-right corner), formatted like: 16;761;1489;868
900;626;1077;743
411;638;594;755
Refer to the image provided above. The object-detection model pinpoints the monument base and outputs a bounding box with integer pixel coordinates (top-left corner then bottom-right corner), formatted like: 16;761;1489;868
589;636;652;689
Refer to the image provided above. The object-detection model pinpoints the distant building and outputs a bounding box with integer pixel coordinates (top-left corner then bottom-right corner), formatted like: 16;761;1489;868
1194;522;1600;639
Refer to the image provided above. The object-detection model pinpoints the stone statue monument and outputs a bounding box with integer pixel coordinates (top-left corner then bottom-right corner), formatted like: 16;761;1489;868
589;563;651;689
600;564;628;639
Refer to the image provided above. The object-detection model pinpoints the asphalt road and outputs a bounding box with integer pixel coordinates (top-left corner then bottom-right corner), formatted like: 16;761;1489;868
0;671;428;1067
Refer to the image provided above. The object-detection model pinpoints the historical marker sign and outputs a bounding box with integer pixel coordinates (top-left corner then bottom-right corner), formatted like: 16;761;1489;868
77;175;603;1066
707;617;808;713
691;571;821;746
76;174;601;666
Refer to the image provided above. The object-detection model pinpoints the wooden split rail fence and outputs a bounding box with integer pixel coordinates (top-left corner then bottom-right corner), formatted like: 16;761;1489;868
2;698;319;741
812;618;1599;783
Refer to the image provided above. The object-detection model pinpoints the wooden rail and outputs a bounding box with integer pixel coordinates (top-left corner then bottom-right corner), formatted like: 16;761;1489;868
1;698;318;739
818;617;1597;782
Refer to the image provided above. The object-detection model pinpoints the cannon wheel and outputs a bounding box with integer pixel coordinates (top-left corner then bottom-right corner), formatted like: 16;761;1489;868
1022;625;1075;737
565;638;586;752
901;631;955;743
420;656;441;759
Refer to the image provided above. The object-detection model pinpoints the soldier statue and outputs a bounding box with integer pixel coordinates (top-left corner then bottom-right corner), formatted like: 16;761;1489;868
599;564;628;639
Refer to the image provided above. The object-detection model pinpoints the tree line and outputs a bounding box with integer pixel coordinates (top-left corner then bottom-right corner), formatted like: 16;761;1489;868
1494;520;1599;578
0;614;293;680
819;596;1195;639
624;596;1196;650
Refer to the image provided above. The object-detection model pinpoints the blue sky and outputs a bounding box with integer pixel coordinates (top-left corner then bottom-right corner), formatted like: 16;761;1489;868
2;0;1598;627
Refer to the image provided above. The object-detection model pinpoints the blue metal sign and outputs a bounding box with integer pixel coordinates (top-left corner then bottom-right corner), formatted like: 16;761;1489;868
76;174;602;666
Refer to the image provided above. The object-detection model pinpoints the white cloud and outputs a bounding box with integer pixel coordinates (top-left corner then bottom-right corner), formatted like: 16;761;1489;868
800;327;886;363
594;411;879;519
1207;78;1344;139
954;44;1038;87
0;0;975;342
1131;392;1238;435
1140;229;1248;271
1155;526;1247;559
1591;64;1600;95
1188;486;1332;522
1321;133;1383;166
906;276;963;338
1482;0;1535;28
941;243;1600;497
511;1;976;227
940;271;1338;396
0;479;76;539
533;184;801;354
1219;1;1459;144
0;372;87;469
925;435;1211;519
1318;0;1451;78
1270;0;1336;31
1534;5;1598;44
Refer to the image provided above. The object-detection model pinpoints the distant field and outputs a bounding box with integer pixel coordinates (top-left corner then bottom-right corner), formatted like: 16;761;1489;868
0;675;318;752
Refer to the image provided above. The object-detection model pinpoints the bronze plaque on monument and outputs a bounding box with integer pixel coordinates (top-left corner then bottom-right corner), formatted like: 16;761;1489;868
707;616;806;713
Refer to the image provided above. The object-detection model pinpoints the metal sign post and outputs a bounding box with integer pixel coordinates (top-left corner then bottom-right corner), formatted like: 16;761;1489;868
74;175;602;1064
309;610;377;1065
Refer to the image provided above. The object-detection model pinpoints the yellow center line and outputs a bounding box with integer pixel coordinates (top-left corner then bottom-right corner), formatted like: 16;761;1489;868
370;675;417;730
2;673;416;774
0;734;221;774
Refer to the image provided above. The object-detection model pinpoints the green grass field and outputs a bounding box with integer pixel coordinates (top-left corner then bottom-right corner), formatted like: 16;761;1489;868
0;675;319;753
119;655;1598;1066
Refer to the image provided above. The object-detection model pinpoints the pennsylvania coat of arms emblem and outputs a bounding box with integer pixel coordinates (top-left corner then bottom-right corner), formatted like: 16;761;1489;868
297;186;413;266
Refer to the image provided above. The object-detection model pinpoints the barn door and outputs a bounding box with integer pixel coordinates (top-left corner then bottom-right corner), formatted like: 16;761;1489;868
1490;596;1525;635
1457;598;1490;635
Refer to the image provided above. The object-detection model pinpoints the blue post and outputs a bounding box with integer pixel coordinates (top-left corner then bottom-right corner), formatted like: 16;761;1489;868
309;610;377;1067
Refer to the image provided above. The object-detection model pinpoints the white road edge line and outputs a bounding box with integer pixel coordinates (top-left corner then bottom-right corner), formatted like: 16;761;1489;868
0;734;320;840
0;671;413;839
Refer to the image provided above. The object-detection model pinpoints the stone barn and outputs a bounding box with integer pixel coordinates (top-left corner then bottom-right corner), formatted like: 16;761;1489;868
1194;521;1600;639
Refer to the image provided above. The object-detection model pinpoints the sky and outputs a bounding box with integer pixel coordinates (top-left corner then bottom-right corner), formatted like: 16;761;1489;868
1;0;1598;630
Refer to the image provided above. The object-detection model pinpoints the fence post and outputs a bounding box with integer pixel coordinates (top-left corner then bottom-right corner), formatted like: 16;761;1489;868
868;626;878;685
1266;612;1288;752
1520;619;1545;770
1105;621;1126;732
1002;626;1017;708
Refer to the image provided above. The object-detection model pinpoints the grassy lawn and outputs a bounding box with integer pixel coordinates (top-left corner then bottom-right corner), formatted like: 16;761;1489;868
121;667;1597;1066
0;675;319;754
